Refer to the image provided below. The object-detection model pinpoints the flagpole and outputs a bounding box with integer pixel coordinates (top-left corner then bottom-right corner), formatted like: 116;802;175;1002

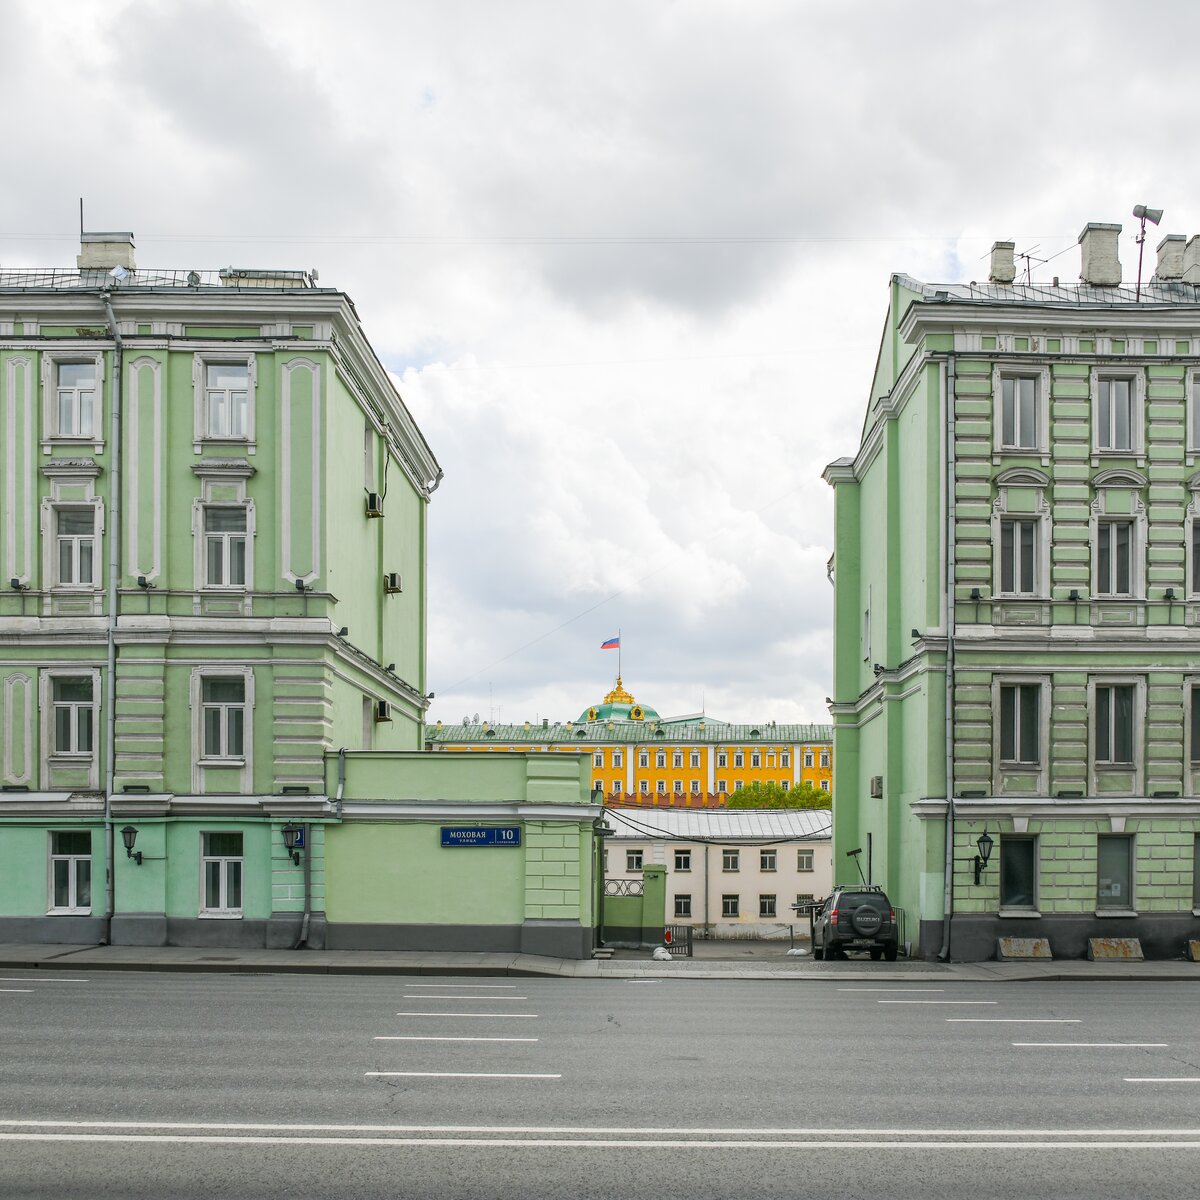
618;628;621;679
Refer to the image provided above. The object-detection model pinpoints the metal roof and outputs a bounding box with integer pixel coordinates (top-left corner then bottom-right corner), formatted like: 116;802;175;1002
429;721;833;745
897;272;1200;309
604;806;832;842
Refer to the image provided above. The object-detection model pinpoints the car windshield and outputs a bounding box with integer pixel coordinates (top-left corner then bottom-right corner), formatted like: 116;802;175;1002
837;892;887;909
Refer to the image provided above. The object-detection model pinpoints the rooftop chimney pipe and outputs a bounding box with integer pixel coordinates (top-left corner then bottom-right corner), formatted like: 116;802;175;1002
988;241;1016;285
1155;234;1186;281
77;232;136;272
1078;222;1122;287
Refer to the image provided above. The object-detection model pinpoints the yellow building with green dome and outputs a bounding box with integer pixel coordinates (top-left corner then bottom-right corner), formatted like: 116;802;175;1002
429;678;832;806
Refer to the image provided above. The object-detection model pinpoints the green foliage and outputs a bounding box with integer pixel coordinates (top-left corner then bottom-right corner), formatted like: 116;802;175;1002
725;780;831;809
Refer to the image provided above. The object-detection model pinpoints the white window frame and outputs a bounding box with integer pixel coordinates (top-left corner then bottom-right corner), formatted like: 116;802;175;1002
1089;474;1147;601
49;505;100;591
760;849;777;872
200;503;252;590
626;849;643;872
47;830;92;915
992;676;1049;795
50;676;96;758
611;779;622;794
689;750;700;768
797;848;814;872
722;894;740;918
993;365;1050;456
751;752;761;768
672;751;683;768
613;750;623;768
656;751;666;768
1186;475;1200;600
781;751;791;768
200;831;244;918
819;779;830;792
690;779;700;793
990;470;1050;599
1189;368;1200;456
1091;368;1144;457
820;751;830;768
759;894;777;918
656;780;666;794
716;779;727;794
190;667;254;792
639;780;649;794
1087;676;1145;795
734;752;744;768
192;353;257;450
717;751;728;768
804;751;813;768
722;848;739;872
674;848;691;872
593;751;603;767
638;751;649;768
39;667;101;788
672;779;683;794
41;351;104;451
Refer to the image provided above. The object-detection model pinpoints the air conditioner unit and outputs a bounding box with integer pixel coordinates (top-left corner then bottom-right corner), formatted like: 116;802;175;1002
374;699;392;722
383;572;403;593
365;492;384;518
869;775;883;798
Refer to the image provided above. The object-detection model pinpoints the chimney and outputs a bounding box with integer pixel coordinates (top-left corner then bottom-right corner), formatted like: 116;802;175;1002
77;231;136;272
1078;222;1122;286
1155;234;1186;280
988;241;1016;284
1183;236;1200;285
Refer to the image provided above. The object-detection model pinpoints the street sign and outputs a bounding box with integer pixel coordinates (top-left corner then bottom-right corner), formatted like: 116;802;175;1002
440;826;522;848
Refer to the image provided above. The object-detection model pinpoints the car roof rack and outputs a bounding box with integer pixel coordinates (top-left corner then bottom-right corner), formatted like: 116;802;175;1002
831;883;887;893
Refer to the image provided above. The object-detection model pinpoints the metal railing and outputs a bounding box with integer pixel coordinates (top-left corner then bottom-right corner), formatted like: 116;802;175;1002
663;924;693;957
0;267;318;290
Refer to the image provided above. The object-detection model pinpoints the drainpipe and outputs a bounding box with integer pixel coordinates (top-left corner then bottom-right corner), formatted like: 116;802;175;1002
100;293;123;944
938;355;957;961
294;821;312;949
335;746;346;818
703;842;711;939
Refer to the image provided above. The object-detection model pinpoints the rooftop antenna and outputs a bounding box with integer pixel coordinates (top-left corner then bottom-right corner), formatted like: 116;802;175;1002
79;197;84;237
1015;245;1047;284
1133;204;1163;301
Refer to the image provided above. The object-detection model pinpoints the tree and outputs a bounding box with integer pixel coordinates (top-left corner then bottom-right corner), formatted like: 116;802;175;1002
725;781;831;809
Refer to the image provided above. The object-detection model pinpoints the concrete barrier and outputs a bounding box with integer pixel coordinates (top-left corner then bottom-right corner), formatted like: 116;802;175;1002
1087;937;1143;961
997;936;1052;961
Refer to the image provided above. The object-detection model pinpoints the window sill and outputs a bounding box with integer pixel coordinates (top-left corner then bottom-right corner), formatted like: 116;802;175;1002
198;911;244;920
47;908;92;917
1095;908;1137;918
198;759;246;769
998;908;1041;918
47;755;96;767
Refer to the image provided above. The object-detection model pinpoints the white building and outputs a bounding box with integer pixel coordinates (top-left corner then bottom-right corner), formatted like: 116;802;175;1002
604;807;833;939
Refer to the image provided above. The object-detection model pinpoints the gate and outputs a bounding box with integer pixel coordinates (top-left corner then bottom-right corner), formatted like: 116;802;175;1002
663;924;693;957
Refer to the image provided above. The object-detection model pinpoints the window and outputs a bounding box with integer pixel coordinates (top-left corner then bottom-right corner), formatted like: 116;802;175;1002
56;508;96;587
1000;374;1039;449
674;894;692;918
656;780;666;794
722;894;740;918
1000;837;1037;910
1192;686;1200;765
733;780;744;791
819;779;830;792
201;677;246;760
203;507;247;588
999;683;1040;765
204;362;250;439
626;849;643;872
638;751;648;768
690;779;700;793
820;751;830;768
716;779;727;794
751;752;761;768
1193;836;1200;910
781;780;791;791
49;831;91;913
673;780;683;794
722;848;739;872
593;751;603;767
1193;519;1200;596
760;849;777;872
656;751;666;768
1096;376;1134;452
1096;521;1134;596
797;848;814;872
1097;835;1133;910
55;362;98;439
673;751;683;768
717;752;728;768
1095;684;1135;765
804;751;813;768
613;750;623;768
999;519;1037;595
201;832;243;916
639;780;649;794
612;780;622;794
781;752;790;768
759;894;777;918
52;678;94;757
674;849;691;872
795;893;814;908
689;750;700;768
734;752;744;768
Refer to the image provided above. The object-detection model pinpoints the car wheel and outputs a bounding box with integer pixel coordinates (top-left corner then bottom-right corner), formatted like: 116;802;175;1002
869;947;883;961
883;942;898;962
850;904;883;937
813;944;824;961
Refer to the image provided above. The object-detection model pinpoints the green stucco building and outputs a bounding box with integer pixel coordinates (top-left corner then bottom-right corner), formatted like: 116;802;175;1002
825;224;1200;960
0;232;597;957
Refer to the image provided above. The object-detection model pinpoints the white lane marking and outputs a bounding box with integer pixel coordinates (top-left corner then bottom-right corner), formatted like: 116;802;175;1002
626;981;661;984
1126;1079;1200;1084
0;1132;1199;1149
365;1072;560;1080
0;978;89;984
839;988;945;993
0;990;33;994
402;995;528;1001
394;1012;538;1019
374;1037;538;1043
947;1019;1081;1024
1013;1043;1168;1048
878;1000;998;1005
407;984;517;989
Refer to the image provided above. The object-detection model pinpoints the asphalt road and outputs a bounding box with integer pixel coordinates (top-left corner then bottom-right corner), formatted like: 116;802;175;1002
1;970;1199;1198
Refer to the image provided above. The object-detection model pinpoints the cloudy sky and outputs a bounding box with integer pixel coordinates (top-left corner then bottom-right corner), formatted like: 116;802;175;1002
3;0;1197;726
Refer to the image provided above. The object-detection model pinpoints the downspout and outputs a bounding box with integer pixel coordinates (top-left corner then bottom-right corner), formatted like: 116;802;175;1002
335;746;346;818
937;354;957;961
100;293;123;943
703;842;711;939
294;821;312;949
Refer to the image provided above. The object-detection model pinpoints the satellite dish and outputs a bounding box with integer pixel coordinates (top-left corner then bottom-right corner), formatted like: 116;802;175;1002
187;270;201;286
109;265;128;282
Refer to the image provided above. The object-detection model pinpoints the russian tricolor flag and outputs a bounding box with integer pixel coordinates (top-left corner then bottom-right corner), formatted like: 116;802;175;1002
601;636;620;649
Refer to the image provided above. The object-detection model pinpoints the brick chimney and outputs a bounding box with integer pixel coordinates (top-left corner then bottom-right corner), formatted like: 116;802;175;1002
988;241;1016;284
77;232;136;272
1078;222;1122;286
1155;234;1186;280
1183;236;1200;285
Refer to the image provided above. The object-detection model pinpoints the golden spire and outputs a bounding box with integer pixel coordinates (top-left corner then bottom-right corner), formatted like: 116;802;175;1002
603;675;635;705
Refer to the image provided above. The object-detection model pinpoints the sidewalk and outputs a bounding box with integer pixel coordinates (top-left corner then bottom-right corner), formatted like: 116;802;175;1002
0;941;1197;982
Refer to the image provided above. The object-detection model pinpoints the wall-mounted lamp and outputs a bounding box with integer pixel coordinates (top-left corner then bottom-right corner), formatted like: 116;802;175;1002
136;576;155;590
973;829;994;885
1164;587;1177;601
294;578;308;593
872;663;885;677
281;823;303;866
9;578;28;592
969;587;982;601
1068;589;1081;601
121;825;143;866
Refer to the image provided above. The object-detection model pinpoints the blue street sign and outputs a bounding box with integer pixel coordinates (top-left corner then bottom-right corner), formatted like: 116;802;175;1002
440;826;522;848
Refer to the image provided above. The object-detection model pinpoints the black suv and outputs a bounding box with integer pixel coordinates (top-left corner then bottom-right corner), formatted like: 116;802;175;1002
809;886;899;961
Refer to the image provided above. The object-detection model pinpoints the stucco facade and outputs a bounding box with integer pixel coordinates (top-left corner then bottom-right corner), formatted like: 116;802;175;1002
825;225;1200;961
